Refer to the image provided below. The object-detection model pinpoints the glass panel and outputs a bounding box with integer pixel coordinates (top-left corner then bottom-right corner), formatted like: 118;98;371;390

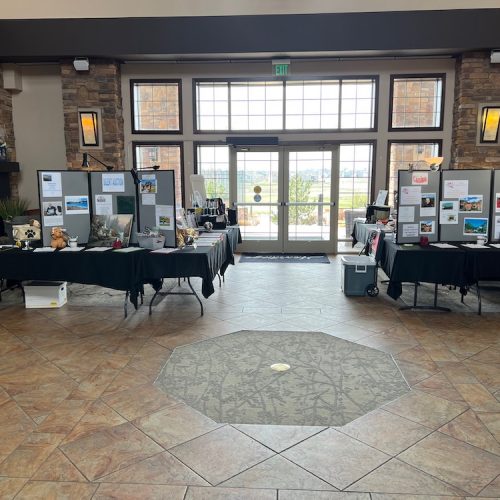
388;142;440;207
196;82;229;130
134;145;183;205
338;144;373;240
236;151;279;240
340;79;376;129
196;145;230;203
391;77;443;128
133;82;180;131
287;151;332;241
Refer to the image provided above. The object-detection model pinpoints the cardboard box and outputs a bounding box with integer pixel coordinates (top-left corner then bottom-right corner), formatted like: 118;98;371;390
24;281;67;309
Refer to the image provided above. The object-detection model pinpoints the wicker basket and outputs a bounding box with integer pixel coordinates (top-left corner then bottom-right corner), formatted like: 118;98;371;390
136;233;165;250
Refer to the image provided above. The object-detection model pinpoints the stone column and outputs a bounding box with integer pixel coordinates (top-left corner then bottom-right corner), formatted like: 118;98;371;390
60;60;124;170
451;51;500;169
0;67;18;199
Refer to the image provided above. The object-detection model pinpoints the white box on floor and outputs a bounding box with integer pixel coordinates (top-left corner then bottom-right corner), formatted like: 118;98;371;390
24;281;67;308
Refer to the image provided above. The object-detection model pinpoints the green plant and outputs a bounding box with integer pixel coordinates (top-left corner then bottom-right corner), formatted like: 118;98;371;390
0;198;29;222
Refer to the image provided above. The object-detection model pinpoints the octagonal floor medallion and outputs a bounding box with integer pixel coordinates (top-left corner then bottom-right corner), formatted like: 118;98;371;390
155;330;410;426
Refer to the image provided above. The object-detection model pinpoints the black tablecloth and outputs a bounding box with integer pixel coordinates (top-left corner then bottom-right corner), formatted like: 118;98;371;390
381;240;467;300
462;246;500;283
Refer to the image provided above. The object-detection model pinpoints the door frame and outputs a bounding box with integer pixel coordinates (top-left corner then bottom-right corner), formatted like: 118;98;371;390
230;145;339;254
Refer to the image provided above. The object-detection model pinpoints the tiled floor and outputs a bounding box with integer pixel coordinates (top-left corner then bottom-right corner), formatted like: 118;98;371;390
0;256;499;499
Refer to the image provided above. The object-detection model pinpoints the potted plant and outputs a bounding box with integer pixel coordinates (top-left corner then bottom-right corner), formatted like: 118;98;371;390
0;198;30;241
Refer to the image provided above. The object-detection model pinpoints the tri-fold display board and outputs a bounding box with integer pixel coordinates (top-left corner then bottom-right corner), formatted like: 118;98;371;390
38;169;176;247
396;168;498;243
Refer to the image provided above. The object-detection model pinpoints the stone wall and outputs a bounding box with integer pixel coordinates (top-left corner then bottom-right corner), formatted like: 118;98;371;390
60;60;124;170
0;67;18;199
451;51;500;169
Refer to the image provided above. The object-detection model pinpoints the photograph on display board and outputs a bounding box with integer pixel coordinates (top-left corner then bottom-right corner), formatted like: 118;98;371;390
421;194;436;208
42;201;64;226
64;196;89;214
463;217;488;236
87;214;133;248
420;220;435;234
459;195;483;213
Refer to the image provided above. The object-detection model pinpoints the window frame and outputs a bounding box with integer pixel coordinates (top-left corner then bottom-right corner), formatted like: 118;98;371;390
388;73;446;132
192;76;379;134
386;139;443;205
132;141;185;207
130;79;183;134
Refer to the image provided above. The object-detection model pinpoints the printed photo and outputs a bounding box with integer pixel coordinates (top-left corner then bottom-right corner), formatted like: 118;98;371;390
43;201;62;217
420;220;435;234
64;196;89;214
463;217;488;236
441;201;455;211
459;195;483;213
421;194;436;208
159;216;171;227
87;214;133;248
139;178;157;194
445;214;458;224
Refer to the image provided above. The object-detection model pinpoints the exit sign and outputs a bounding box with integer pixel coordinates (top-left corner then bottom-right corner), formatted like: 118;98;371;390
274;63;290;76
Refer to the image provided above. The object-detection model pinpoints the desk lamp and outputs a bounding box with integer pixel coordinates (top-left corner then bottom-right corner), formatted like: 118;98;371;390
130;164;160;185
82;152;113;171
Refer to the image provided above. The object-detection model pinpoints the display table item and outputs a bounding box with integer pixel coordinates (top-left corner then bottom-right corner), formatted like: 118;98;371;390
341;255;378;297
24;281;67;308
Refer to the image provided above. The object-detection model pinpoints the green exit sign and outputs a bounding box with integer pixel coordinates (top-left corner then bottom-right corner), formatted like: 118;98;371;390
274;63;290;77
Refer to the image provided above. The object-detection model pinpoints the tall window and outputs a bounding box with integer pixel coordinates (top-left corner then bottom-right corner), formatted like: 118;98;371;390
390;75;444;130
195;78;377;132
388;141;441;207
338;143;374;240
133;143;184;205
196;145;230;202
131;80;181;133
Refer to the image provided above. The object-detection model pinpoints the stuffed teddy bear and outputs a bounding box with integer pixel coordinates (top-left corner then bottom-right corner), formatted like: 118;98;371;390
50;226;69;249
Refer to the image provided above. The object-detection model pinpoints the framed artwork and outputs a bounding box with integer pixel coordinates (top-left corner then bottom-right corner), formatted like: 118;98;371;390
87;214;133;247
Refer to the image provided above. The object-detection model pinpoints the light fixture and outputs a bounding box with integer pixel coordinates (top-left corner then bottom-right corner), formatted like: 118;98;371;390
480;106;500;143
79;111;99;147
82;152;113;171
490;51;500;64
130;164;160;186
73;57;90;71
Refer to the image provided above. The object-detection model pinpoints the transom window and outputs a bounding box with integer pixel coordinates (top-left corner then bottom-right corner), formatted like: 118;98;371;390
390;75;444;130
195;78;377;132
196;145;230;202
133;143;184;205
387;141;441;207
131;80;182;133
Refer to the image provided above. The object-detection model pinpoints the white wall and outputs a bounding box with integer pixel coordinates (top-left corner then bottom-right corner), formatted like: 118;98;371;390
121;58;456;204
11;65;66;209
0;0;495;19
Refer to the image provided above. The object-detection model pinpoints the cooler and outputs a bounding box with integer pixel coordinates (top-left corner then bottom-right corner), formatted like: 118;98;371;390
341;256;377;296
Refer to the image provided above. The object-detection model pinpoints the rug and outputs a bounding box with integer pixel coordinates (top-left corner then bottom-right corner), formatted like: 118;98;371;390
239;253;330;263
154;330;409;426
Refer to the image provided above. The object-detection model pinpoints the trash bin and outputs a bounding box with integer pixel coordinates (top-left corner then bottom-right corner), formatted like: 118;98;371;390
341;255;378;297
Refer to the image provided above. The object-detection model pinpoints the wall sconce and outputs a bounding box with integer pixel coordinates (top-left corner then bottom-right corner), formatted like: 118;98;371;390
82;152;113;171
480;106;500;144
79;111;99;147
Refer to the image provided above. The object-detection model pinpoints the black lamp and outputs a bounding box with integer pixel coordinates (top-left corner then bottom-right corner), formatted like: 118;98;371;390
82;152;113;171
130;164;161;186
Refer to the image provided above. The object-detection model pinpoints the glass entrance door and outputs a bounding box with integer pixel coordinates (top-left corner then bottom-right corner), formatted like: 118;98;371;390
232;146;337;253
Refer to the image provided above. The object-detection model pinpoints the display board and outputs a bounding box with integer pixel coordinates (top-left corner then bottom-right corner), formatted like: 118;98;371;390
38;170;91;245
137;170;177;247
396;170;441;244
491;169;500;241
90;171;139;245
440;169;492;242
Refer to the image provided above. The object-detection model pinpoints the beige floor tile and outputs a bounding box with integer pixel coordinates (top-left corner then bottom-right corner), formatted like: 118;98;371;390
234;424;325;453
31;448;87;481
16;481;97;500
153;330;210;350
101;365;154;395
439;409;500;455
60;422;163;481
185;486;276;500
414;373;466;404
170;426;274;485
476;412;500;442
339;409;431;455
220;455;336;490
0;432;64;477
62;400;127;444
96;450;209;485
94;483;187;500
347;458;467;495
282;428;390;490
102;383;180;420
436;361;479;384
321;323;375;342
454;383;500;412
463;360;500;393
394;346;440;385
279;492;370;500
0;477;28;498
478;474;500;497
0;400;35;457
68;366;121;400
36;399;92;435
133;403;221;449
383;390;467;429
399;432;500;495
467;346;500;364
370;495;464;500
